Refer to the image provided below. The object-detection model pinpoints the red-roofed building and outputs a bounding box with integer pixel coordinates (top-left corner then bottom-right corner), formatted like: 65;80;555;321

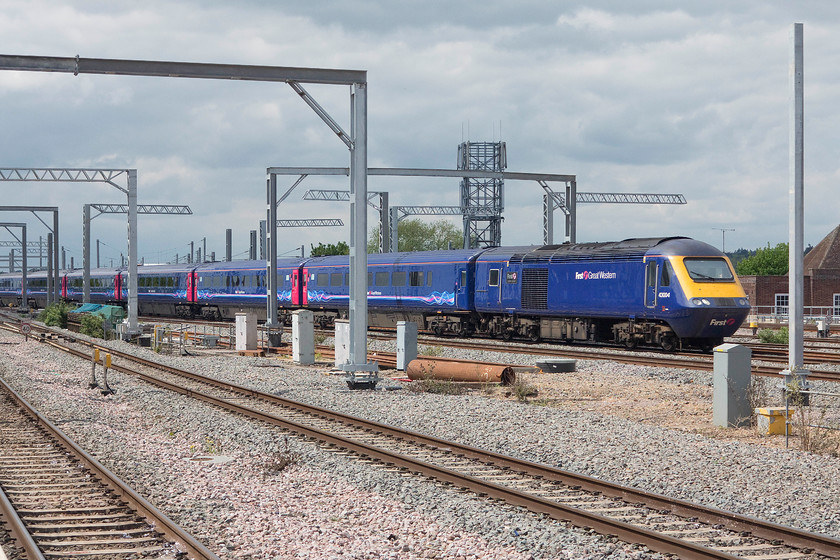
739;225;840;321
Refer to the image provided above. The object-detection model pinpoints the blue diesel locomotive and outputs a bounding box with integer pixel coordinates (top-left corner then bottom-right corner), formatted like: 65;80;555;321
0;236;750;351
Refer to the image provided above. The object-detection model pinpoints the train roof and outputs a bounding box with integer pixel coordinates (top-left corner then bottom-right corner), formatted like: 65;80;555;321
303;248;487;267
195;258;304;273
64;267;125;277
476;237;722;263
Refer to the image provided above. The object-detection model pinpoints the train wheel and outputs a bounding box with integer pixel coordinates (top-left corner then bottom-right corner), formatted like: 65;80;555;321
433;324;444;337
527;327;540;343
502;328;514;341
660;334;677;353
624;338;637;350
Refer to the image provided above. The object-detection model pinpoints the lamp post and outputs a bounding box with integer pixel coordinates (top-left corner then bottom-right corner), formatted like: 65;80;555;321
712;228;735;253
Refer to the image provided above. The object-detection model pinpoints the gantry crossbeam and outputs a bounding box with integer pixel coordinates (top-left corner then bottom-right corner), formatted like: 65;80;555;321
90;204;192;214
277;219;343;227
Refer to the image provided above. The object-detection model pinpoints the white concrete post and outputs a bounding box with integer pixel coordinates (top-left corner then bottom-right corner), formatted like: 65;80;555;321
292;309;314;365
334;319;350;369
235;312;257;351
396;321;417;371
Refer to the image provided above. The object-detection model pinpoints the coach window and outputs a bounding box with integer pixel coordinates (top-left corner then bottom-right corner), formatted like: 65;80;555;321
317;273;329;287
375;271;389;287
345;273;350;285
460;270;466;287
392;271;406;286
409;271;423;286
427;271;433;286
331;272;342;286
489;269;500;287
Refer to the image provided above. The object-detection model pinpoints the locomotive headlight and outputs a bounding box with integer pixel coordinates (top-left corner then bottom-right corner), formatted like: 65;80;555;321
701;298;711;305
738;298;747;306
691;298;702;306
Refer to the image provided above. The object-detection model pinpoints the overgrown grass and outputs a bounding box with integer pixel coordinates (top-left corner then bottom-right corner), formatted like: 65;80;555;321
261;437;301;475
744;377;774;427
787;378;840;456
80;314;105;339
758;327;789;344
510;377;539;402
407;377;466;395
38;302;72;328
420;345;445;357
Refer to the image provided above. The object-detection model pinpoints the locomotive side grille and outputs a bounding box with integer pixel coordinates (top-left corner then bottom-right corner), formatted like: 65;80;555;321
522;268;548;310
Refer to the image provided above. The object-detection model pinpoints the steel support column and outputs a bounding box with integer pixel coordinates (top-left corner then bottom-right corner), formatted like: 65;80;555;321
379;192;390;253
0;223;27;309
266;173;279;332
566;180;576;244
543;195;553;246
83;204;91;302
346;82;378;383
127;170;138;334
788;23;806;374
46;233;53;305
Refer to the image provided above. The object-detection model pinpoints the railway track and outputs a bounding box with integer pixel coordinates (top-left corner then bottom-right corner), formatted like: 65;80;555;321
5;321;838;560
0;373;219;560
135;315;840;380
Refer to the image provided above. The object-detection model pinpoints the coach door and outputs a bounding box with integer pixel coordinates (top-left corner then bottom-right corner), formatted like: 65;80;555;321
291;270;301;305
292;268;309;306
487;266;502;310
186;271;197;303
644;260;657;308
455;269;468;308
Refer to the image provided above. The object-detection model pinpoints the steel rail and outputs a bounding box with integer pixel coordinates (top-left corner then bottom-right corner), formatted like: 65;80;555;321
0;485;45;560
33;334;840;558
40;343;741;560
0;374;221;560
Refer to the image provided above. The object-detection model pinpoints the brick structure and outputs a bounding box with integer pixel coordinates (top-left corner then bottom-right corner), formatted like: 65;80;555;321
740;225;840;317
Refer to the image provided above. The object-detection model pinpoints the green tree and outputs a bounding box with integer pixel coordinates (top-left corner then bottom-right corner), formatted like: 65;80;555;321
368;219;463;253
736;242;788;275
726;247;754;270
310;241;349;257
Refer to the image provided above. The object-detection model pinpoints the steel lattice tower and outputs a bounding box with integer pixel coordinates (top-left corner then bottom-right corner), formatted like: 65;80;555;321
458;141;506;248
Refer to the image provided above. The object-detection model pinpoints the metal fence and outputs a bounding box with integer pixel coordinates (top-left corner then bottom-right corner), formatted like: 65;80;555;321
748;306;840;325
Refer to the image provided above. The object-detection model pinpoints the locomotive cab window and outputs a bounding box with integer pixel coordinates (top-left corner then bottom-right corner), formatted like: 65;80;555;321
683;258;734;282
661;261;674;287
488;269;500;287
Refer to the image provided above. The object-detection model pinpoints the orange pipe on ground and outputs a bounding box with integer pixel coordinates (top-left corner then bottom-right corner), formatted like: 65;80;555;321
405;359;516;386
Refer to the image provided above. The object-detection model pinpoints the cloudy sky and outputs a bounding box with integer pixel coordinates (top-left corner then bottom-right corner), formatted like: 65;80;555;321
1;1;838;266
